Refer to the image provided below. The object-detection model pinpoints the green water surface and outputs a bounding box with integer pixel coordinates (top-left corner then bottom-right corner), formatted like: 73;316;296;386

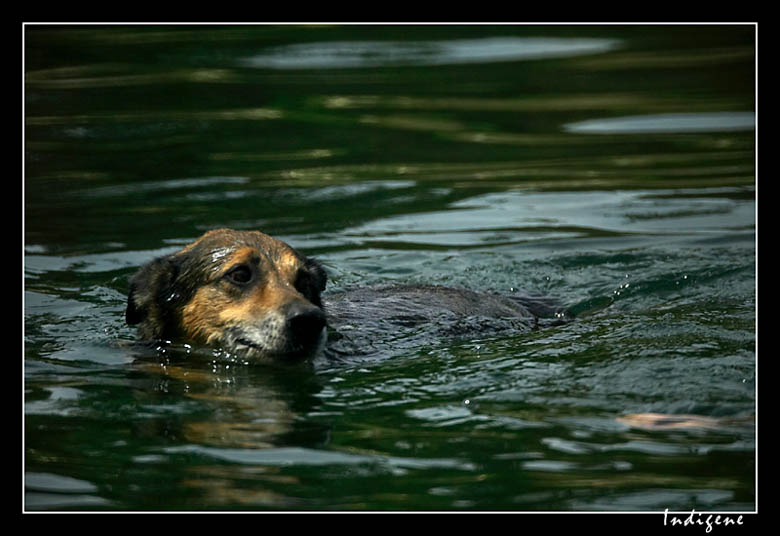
24;24;755;512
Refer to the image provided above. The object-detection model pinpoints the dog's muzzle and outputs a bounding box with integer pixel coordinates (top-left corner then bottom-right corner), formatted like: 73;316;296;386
227;302;327;362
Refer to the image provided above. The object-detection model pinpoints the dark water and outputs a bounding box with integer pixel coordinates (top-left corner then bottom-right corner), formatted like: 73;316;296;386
24;24;756;512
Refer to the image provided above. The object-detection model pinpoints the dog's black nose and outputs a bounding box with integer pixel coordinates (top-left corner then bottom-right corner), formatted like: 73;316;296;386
286;304;327;344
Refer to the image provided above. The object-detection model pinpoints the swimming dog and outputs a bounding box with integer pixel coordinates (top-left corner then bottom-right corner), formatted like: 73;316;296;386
126;229;328;362
127;228;552;363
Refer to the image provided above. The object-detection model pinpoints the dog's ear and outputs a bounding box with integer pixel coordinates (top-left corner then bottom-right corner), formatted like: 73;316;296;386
306;257;328;293
126;255;180;329
294;257;328;308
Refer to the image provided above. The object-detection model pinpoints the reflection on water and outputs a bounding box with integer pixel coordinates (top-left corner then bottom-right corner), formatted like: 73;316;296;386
239;37;622;69
565;112;756;134
336;187;754;249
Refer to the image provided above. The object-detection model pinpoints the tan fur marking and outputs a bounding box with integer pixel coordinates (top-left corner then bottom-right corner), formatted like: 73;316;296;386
277;250;303;284
180;286;232;345
219;247;259;274
216;283;301;326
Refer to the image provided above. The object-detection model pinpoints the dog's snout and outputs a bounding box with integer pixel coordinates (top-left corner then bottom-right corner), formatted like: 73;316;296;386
286;303;326;342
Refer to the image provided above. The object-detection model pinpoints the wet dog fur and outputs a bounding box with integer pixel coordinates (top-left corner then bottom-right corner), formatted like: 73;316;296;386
127;228;555;363
126;229;328;362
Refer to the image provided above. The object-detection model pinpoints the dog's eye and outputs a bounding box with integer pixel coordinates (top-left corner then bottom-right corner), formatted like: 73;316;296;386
225;265;253;285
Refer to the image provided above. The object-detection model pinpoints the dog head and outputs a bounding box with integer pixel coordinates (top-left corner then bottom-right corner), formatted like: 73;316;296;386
126;229;328;363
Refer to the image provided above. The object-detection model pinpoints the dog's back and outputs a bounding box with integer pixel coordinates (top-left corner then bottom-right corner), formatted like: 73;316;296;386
322;284;562;358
